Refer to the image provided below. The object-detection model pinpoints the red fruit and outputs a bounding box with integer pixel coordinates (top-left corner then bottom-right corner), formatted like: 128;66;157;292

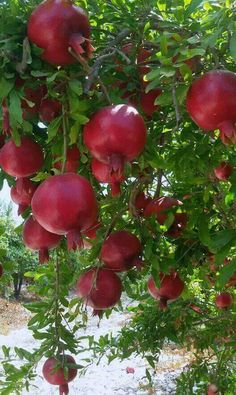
31;173;98;250
214;161;233;181
21;85;47;120
136;47;152;76
186;70;236;144
140;88;162;116
134;192;152;215
167;213;188;238
0;264;3;278
91;158;125;197
101;230;143;272
54;146;80;173
39;99;62;123
23;216;62;263
0;135;5;149
84;104;146;178
126;367;135;374
215;292;233;309
82;221;100;239
207;384;218;395
0;137;44;177
148;272;184;309
43;355;77;395
28;0;93;66
76;268;122;313
10;178;37;215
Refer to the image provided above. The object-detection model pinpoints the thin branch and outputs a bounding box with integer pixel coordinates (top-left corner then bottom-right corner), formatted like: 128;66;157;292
61;105;68;173
55;252;61;355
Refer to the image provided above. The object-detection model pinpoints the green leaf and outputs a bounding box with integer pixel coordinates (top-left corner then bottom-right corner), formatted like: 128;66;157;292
198;215;211;246
209;230;236;252
0;77;14;99
155;90;172;106
69;80;83;96
185;0;204;18
9;91;23;125
216;258;236;288
230;32;236;62
47;116;62;142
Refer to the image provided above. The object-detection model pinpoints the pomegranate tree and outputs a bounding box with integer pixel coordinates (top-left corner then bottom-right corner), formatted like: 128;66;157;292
42;355;77;395
84;104;146;178
148;272;184;309
76;268;122;314
23;216;62;263
215;292;233;309
91;158;125;197
31;173;98;250
101;230;143;272
10;178;37;215
0;137;44;177
186;70;236;144
213;161;233;181
28;0;93;66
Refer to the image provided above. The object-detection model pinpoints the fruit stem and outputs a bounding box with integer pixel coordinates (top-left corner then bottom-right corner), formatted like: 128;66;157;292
61;105;68;173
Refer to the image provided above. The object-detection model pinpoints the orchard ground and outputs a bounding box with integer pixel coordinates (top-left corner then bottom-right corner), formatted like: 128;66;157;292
0;294;194;395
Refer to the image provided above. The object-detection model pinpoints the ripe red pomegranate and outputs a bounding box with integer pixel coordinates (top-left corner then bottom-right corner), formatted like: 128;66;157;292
0;134;5;149
144;197;186;237
84;104;146;178
28;0;93;66
148;272;184;309
76;268;122;314
134;192;152;215
21;85;47;120
31;173;98;250
23;216;62;263
140;88;162;116
214;161;233;181
101;230;143;272
0;264;3;278
186;70;236;144
0;137;44;177
207;384;219;395
54;146;80;173
215;292;233;309
42;355;77;395
10;178;37;215
91;158;125;197
39;99;62;123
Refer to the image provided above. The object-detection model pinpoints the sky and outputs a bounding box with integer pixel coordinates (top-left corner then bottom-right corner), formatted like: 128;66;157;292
0;181;22;224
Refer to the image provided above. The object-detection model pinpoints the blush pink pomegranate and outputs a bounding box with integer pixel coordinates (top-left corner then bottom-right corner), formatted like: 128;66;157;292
186;70;236;144
54;146;80;173
214;161;233;181
144;196;187;237
76;268;122;314
31;173;98;250
101;230;143;272
84;104;146;178
10;178;37;215
215;292;233;309
28;0;93;66
0;137;44;177
91;158;125;197
148;272;184;309
39;99;62;123
42;355;77;395
23;216;62;263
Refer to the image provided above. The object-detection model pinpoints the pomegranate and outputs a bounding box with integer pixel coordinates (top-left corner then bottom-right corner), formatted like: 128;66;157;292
136;47;152;76
214;161;233;181
91;158;125;197
31;173;98;250
101;230;143;272
140;88;162;116
134;192;152;215
42;355;77;395
148;272;184;309
82;221;100;249
39;99;62;123
207;384;219;395
54;146;80;173
0;134;5;149
186;70;236;144
23;216;62;263
0;264;3;278
84;104;146;178
76;268;122;314
215;292;233;309
28;0;93;66
10;178;37;215
0;137;44;177
21;85;47;120
144;196;187;237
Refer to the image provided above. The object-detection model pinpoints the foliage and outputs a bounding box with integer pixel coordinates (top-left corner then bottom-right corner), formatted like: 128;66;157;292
0;0;235;394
